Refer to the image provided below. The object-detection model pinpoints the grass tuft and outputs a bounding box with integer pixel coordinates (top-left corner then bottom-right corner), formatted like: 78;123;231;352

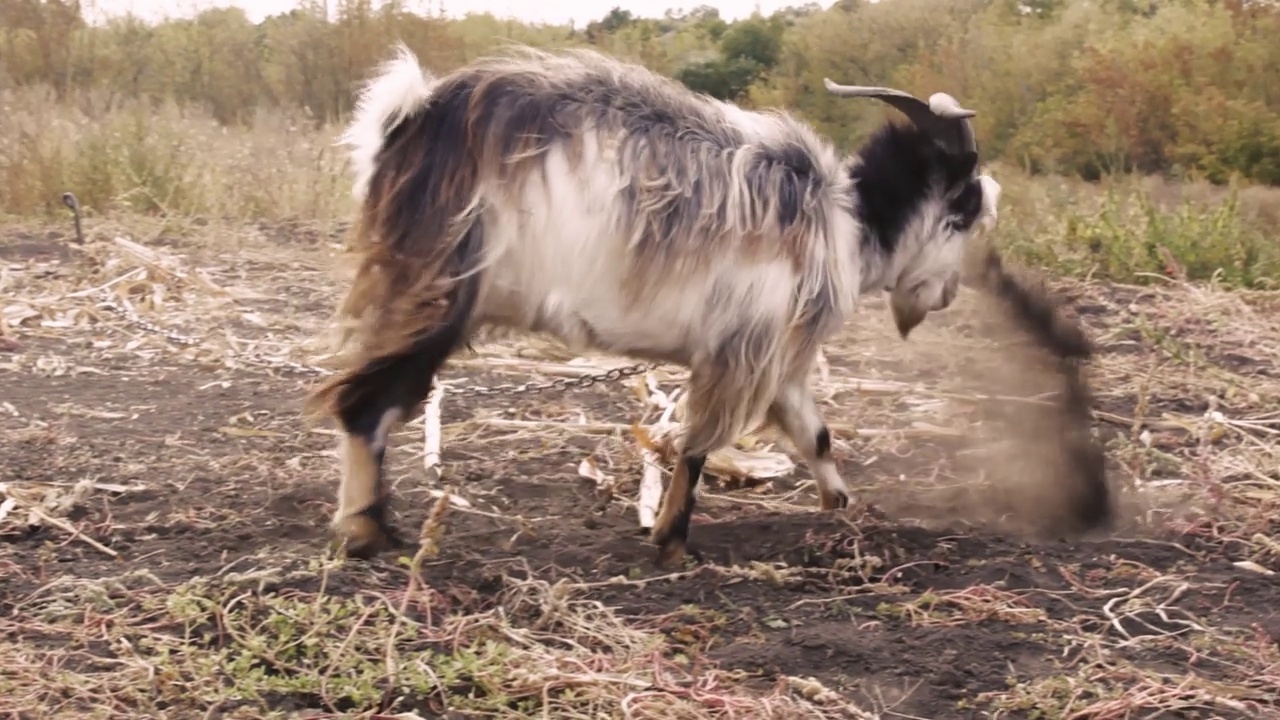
0;88;352;225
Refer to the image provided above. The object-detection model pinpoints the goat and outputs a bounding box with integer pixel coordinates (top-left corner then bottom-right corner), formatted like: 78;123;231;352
306;43;1004;567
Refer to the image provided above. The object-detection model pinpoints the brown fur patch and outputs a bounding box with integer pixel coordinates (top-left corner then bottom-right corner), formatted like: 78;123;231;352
304;118;475;424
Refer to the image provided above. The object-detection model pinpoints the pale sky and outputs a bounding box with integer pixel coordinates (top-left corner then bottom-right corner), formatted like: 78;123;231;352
85;0;829;27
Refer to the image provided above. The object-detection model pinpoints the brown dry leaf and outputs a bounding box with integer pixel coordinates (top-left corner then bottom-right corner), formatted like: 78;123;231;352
629;373;651;405
630;421;657;451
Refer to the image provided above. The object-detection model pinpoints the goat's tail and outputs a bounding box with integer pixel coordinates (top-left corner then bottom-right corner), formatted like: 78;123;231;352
307;44;486;425
340;43;440;204
304;223;482;426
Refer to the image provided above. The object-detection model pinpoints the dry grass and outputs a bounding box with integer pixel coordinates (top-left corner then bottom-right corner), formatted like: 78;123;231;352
0;560;885;718
0;88;351;223
2;92;1280;718
3;199;1278;718
5;90;1280;286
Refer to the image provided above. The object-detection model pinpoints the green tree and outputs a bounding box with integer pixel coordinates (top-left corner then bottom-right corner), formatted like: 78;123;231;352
674;15;785;101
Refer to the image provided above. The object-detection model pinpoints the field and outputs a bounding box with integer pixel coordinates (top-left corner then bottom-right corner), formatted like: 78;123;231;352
3;181;1279;719
5;0;1280;714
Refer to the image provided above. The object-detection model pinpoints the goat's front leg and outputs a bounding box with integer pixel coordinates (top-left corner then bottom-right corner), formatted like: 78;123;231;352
768;379;851;511
650;450;708;568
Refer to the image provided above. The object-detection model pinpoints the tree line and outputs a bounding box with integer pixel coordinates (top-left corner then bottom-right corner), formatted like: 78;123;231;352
3;0;1278;184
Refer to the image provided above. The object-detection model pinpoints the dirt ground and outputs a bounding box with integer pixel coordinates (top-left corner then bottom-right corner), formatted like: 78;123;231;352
2;222;1279;719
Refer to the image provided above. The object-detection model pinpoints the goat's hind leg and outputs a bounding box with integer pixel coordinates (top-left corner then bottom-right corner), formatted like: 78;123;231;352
768;379;851;511
335;401;407;558
329;347;448;559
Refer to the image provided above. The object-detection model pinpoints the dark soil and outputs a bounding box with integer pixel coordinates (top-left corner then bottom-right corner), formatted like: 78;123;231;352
2;230;1277;719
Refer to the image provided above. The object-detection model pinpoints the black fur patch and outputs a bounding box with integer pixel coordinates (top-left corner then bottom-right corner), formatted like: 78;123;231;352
353;494;392;527
848;122;985;255
815;426;831;458
945;176;986;233
666;453;707;545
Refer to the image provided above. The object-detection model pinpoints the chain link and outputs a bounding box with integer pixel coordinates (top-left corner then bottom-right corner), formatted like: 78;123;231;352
447;362;658;398
96;294;203;347
92;289;659;396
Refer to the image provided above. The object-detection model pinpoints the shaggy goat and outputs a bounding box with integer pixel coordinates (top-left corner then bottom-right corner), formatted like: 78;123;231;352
307;44;1003;566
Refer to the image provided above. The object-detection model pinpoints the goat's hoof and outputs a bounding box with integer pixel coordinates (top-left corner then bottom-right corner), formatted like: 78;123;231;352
819;490;850;511
332;514;402;559
655;538;685;568
653;536;705;569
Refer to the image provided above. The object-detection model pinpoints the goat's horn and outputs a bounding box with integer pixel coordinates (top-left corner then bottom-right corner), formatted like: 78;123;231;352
822;79;977;157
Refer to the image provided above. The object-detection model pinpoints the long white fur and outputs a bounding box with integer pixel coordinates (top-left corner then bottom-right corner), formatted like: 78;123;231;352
336;45;999;469
341;44;437;203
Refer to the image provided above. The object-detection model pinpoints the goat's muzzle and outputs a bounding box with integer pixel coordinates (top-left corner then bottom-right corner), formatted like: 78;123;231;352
892;273;960;339
891;292;928;340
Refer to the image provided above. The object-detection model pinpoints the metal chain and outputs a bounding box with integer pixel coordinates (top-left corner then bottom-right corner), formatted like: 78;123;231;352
447;362;658;398
92;288;659;395
95;293;203;348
